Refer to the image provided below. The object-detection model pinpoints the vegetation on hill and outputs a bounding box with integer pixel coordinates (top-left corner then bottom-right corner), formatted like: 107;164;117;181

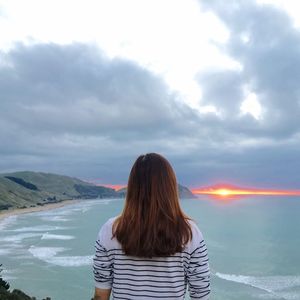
4;177;38;191
0;171;118;210
74;184;117;199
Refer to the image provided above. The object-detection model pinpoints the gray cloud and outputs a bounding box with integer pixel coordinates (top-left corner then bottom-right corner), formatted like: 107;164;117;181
199;70;244;117
198;0;300;139
1;43;195;137
0;42;202;182
2;2;300;191
183;0;300;188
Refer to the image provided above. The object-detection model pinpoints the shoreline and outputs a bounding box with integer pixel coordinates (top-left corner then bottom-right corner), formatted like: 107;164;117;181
0;199;81;221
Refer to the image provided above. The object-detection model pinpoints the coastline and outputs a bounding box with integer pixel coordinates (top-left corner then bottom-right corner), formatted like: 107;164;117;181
0;199;81;221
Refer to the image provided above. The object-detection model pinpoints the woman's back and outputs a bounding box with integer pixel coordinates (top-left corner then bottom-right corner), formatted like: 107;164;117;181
93;153;210;299
93;216;210;299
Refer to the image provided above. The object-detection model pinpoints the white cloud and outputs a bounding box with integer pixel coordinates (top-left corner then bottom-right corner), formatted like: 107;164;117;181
240;91;262;120
0;0;238;111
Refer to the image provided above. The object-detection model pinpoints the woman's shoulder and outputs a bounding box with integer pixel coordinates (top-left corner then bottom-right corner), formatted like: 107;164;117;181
184;219;205;253
96;216;120;249
103;216;119;228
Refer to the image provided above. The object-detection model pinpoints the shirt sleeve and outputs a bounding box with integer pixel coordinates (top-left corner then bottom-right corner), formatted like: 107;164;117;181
186;226;211;299
93;224;113;289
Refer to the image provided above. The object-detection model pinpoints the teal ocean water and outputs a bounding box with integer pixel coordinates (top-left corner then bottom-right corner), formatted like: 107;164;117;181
1;196;300;300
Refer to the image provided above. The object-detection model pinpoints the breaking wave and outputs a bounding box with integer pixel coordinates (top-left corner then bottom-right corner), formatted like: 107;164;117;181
28;246;67;259
28;246;92;267
41;233;75;240
0;215;18;230
216;272;300;300
0;248;11;256
46;255;93;267
1;233;43;243
11;225;67;232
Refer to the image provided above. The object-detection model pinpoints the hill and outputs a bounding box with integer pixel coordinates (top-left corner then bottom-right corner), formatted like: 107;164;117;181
116;183;196;199
0;171;195;211
0;171;117;211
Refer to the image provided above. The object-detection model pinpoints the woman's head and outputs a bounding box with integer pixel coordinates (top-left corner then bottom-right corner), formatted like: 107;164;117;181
113;153;192;257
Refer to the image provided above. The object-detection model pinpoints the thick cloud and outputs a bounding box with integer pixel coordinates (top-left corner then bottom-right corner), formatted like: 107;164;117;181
1;43;196;136
188;0;300;188
198;0;300;138
2;0;300;189
0;42;202;182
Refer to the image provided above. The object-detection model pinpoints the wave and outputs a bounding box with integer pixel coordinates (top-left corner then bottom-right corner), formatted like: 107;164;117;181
10;225;67;232
1;233;42;243
0;215;18;230
28;246;92;267
33;199;121;221
39;216;70;222
41;233;75;240
2;275;17;280
1;269;18;281
47;255;93;267
28;246;67;259
216;272;300;299
35;201;95;217
0;248;11;256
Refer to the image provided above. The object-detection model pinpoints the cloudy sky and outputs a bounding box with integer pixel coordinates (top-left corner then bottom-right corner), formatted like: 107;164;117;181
1;0;300;189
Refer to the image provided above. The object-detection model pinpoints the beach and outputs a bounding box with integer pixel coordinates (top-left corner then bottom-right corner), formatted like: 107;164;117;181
0;199;80;221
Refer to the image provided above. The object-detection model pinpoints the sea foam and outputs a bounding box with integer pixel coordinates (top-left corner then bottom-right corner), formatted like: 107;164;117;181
0;249;11;256
39;215;70;222
41;233;75;240
28;246;92;267
0;215;18;230
1;269;18;281
28;246;67;259
216;272;300;299
47;255;93;267
11;225;67;232
1;233;42;243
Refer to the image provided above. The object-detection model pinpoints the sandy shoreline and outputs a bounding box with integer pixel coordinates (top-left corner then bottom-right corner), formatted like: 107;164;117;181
0;199;81;221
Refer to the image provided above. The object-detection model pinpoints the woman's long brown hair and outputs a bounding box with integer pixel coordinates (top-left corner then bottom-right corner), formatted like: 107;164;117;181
112;153;192;258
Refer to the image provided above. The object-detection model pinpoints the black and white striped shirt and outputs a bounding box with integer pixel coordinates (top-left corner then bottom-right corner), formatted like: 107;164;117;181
93;217;210;299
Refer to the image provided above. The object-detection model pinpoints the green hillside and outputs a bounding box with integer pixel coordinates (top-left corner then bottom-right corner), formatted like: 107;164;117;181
0;171;117;211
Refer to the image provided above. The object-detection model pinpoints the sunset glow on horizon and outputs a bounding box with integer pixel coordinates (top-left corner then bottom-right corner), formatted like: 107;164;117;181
81;179;126;191
192;184;300;199
100;184;126;190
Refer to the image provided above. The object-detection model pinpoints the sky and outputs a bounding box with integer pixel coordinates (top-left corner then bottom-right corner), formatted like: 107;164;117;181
1;0;300;188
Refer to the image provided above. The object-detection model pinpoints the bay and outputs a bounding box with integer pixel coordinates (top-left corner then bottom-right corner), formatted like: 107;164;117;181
0;196;300;300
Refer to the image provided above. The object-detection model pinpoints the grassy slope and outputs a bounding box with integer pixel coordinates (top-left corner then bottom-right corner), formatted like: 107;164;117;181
0;171;112;209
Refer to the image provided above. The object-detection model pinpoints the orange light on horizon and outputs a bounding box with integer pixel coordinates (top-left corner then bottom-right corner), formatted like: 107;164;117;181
80;178;126;191
100;184;126;191
192;184;300;199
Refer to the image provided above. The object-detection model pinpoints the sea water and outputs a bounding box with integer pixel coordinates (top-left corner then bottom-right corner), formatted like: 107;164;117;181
0;197;300;300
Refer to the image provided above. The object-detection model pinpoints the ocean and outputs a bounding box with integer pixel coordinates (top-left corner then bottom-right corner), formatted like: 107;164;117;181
0;196;300;300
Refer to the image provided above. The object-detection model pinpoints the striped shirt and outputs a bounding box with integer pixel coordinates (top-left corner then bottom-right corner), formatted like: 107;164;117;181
93;217;210;299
